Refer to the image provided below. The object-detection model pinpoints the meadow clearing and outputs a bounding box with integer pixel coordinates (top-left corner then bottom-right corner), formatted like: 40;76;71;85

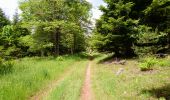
0;53;170;100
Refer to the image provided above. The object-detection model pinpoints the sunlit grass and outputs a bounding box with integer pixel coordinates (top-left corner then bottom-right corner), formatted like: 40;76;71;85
0;54;88;100
92;54;170;100
45;61;88;100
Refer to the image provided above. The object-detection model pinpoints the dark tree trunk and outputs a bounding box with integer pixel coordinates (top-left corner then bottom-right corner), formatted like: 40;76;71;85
73;33;76;54
168;32;170;51
71;48;73;55
41;50;45;57
54;28;60;56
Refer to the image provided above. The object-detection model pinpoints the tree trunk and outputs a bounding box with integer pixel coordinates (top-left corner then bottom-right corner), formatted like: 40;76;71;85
54;28;60;56
41;49;45;57
73;33;76;54
71;47;73;55
168;32;170;51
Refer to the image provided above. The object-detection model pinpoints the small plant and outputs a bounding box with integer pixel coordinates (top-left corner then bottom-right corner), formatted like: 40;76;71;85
139;57;157;71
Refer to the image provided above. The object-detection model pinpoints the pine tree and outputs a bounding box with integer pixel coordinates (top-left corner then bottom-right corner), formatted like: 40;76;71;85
12;9;19;25
93;0;138;56
0;8;10;31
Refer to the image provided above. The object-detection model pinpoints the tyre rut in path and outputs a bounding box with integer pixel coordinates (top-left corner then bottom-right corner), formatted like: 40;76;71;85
81;61;92;100
29;66;75;100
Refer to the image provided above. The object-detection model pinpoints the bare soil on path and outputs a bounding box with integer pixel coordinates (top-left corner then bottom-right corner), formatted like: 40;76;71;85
80;61;92;100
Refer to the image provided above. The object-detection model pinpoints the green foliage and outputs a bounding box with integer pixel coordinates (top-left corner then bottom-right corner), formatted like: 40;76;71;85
92;0;169;57
93;0;139;56
133;25;168;56
139;55;170;71
19;0;91;56
0;25;29;57
138;56;170;71
1;25;17;46
143;0;170;31
139;57;158;71
0;8;10;31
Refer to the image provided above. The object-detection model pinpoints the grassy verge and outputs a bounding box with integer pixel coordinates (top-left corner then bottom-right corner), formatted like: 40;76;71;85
45;60;88;100
0;54;88;100
92;54;170;100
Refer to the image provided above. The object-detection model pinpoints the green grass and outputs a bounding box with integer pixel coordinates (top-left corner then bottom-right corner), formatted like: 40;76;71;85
92;54;170;100
0;54;88;100
45;61;88;100
1;53;169;100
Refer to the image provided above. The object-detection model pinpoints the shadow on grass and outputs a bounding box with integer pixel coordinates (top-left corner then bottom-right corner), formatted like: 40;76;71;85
54;53;102;61
98;54;114;64
97;53;137;64
20;53;91;61
141;84;170;100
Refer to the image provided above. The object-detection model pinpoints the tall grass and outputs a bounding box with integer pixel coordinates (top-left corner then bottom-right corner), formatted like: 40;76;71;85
0;54;88;100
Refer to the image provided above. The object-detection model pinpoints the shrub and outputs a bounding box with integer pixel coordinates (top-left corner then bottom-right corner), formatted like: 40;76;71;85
139;57;158;71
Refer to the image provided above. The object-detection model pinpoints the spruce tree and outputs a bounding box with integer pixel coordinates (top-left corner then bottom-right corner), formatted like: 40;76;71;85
93;0;138;56
0;8;10;31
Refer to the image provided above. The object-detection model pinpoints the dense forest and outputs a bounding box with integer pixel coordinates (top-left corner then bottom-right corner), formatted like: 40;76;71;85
0;0;170;99
91;0;170;57
0;0;92;58
0;0;170;59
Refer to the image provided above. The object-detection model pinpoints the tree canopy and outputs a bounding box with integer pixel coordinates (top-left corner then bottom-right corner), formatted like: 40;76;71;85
0;0;169;59
91;0;170;57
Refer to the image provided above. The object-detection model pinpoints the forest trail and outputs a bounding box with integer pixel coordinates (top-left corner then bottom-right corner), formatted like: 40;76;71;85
80;61;92;100
29;66;74;100
29;61;92;100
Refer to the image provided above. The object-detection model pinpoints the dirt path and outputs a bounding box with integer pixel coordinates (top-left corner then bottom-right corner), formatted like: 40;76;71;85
81;61;92;100
29;67;74;100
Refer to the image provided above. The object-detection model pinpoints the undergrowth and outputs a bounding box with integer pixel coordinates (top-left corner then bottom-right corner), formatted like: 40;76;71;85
138;56;170;71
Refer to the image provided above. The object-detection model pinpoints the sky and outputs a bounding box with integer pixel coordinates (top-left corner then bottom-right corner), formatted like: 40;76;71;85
86;0;106;20
0;0;20;20
0;0;106;21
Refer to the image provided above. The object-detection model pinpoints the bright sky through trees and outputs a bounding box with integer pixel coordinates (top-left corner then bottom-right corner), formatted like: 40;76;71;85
0;0;105;20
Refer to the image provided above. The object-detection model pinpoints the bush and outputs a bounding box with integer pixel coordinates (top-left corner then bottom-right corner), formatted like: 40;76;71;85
139;57;158;71
0;60;14;75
